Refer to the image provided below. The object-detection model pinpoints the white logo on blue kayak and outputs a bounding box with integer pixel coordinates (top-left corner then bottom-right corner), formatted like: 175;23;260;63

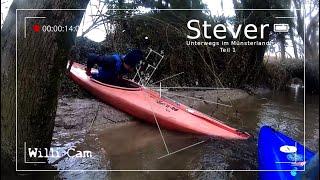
280;145;297;153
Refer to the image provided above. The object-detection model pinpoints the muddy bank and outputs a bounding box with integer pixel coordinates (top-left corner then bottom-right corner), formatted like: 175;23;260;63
55;89;249;130
55;98;132;130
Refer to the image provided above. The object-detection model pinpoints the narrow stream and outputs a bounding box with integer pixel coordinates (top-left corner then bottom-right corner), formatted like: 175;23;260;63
53;87;319;179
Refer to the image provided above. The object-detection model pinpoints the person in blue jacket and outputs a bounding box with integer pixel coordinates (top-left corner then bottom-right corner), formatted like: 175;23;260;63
85;49;143;84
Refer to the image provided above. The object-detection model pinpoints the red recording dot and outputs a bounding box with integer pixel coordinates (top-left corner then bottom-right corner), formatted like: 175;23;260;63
32;24;41;32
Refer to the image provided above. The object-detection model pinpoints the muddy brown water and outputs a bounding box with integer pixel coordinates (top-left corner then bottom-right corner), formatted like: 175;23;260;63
49;87;318;179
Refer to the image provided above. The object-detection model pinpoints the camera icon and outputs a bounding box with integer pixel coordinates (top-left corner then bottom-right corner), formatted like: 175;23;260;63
274;24;289;33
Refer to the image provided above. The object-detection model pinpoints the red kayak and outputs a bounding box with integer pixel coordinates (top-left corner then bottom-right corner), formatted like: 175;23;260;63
68;62;251;140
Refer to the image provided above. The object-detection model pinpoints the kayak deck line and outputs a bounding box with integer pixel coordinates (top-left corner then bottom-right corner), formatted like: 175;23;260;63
148;86;233;90
157;140;207;159
145;88;244;137
154;89;232;107
68;62;251;140
143;89;170;154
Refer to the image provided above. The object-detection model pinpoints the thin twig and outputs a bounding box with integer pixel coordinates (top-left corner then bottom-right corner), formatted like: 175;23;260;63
87;104;100;133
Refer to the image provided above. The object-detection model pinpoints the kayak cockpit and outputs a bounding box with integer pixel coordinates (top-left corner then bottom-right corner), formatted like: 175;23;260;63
91;78;142;91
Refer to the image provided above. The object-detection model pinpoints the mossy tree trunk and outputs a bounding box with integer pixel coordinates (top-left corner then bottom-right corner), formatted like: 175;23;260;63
1;0;89;174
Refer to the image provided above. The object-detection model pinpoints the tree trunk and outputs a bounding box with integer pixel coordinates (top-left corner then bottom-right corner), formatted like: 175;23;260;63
225;0;273;86
292;0;317;60
289;27;299;59
306;12;319;59
278;34;286;60
1;0;89;174
157;0;163;8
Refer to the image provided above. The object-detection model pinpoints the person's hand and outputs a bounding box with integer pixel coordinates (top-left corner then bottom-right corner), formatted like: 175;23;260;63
85;68;92;76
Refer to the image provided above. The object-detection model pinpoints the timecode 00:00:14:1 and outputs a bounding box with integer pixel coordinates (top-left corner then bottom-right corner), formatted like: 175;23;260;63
41;25;79;33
